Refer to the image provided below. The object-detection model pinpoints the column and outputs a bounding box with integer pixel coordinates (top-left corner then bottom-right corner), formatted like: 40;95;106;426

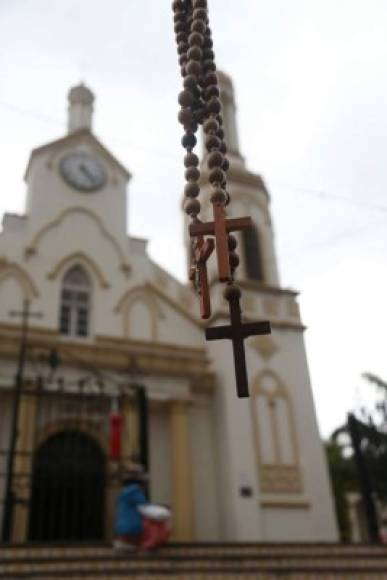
169;401;194;541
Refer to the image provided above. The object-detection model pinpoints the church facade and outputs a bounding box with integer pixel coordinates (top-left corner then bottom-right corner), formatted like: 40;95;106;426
0;75;338;543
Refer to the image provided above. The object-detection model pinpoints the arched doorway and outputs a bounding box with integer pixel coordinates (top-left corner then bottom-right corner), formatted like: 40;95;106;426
28;430;106;541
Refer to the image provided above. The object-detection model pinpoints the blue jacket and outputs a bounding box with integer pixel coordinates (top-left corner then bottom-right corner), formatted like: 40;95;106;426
115;483;147;536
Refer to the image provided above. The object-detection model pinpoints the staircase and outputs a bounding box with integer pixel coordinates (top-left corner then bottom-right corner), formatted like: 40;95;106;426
1;542;387;579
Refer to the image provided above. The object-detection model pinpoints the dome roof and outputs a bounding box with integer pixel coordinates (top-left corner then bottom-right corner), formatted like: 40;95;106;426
68;83;94;106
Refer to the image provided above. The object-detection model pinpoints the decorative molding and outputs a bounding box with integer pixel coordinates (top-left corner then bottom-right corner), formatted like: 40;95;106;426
24;206;130;275
209;309;305;332
115;282;202;329
249;335;278;361
0;327;213;386
115;284;164;341
0;260;39;298
260;499;310;510
46;251;110;288
287;299;300;319
251;370;303;494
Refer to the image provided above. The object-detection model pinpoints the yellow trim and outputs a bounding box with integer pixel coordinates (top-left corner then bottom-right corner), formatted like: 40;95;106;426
25;207;130;274
0;261;39;299
47;251;110;289
169;401;194;540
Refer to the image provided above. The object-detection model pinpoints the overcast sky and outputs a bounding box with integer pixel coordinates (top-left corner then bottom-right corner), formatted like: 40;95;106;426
1;0;387;437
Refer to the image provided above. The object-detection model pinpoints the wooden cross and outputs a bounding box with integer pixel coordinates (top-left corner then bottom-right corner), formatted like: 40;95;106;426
205;295;271;398
189;235;215;319
189;203;252;282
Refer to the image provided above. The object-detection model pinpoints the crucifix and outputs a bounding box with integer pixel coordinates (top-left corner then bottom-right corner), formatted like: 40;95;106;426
172;0;272;398
206;286;271;398
189;231;214;319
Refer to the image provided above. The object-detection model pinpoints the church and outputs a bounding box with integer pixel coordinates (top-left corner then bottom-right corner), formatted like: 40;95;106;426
0;72;338;544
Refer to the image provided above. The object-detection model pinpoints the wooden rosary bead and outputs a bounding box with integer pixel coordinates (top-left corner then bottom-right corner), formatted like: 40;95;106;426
222;157;230;172
203;118;219;134
178;107;193;126
224;284;242;301
191;19;206;34
186;60;201;76
174;22;186;33
229;252;240;269
193;0;207;8
188;32;204;47
207;97;221;114
176;31;187;43
203;37;213;49
184;198;201;216
172;0;185;11
177;42;188;55
185;166;200;182
183;74;198;90
179;54;187;66
219;142;227;154
187;46;203;61
205;134;221;151
204;72;218;87
178;89;194;107
203;48;215;60
209;167;225;184
182;132;197;149
180;65;187;78
228;235;237;251
203;60;216;73
210;187;227;204
193;8;207;21
217;128;224;140
184;152;199;167
216;114;223;126
204;85;220;100
207;150;223;168
184;181;200;197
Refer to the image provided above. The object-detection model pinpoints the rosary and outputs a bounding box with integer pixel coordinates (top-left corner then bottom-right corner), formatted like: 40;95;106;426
172;0;271;398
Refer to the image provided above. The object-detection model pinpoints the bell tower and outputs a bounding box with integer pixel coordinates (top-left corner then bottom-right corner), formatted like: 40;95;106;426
190;70;280;289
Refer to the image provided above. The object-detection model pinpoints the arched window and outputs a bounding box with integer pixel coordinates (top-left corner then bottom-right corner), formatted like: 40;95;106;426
59;266;91;337
242;227;264;282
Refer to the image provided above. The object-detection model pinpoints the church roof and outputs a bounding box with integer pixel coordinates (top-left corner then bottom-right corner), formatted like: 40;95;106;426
24;128;131;181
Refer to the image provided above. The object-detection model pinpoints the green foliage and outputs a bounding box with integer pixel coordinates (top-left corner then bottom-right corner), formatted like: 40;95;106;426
325;439;357;542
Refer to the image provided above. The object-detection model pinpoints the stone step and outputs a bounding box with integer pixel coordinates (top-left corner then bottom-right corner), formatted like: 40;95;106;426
1;555;387;577
1;543;387;579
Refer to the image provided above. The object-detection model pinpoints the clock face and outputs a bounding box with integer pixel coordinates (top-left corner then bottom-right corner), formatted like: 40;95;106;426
59;151;107;191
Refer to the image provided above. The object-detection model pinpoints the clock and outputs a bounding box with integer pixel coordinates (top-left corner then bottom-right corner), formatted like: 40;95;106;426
59;151;107;191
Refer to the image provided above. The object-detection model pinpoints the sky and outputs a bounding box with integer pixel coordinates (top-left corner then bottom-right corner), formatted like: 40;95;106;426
1;0;387;437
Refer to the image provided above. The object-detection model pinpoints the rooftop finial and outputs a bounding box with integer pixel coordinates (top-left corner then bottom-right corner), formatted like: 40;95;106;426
67;83;94;133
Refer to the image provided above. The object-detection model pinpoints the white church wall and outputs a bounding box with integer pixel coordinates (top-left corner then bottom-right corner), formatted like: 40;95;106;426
208;334;263;541
0;278;25;322
252;326;338;541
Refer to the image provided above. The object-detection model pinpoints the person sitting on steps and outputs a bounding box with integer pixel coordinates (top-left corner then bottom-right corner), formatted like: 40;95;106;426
113;465;171;552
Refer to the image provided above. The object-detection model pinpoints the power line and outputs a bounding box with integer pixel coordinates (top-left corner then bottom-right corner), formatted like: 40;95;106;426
272;181;387;214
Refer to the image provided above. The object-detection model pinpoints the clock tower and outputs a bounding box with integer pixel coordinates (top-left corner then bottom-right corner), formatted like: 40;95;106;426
23;83;131;261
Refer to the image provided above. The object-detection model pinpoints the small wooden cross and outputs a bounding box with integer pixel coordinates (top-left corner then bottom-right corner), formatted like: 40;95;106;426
189;204;252;282
205;295;271;398
189;235;215;319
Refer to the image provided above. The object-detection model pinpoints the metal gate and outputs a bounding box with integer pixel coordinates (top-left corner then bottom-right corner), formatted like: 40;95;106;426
0;374;148;543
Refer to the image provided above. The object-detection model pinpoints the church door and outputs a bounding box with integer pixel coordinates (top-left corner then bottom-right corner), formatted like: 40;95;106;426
28;430;106;541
